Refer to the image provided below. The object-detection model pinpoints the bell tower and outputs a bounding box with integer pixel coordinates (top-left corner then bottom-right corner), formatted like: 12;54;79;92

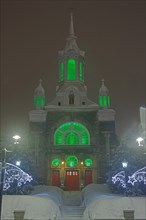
58;12;85;83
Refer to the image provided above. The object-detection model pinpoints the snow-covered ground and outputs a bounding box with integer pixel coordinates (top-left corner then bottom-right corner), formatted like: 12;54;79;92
2;195;61;220
1;184;146;220
83;184;146;219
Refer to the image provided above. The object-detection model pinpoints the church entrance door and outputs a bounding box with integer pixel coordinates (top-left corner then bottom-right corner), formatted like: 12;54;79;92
65;170;79;191
85;170;93;186
52;170;60;187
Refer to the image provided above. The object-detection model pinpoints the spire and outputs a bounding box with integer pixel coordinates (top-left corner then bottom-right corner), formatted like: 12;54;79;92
64;12;80;53
69;11;75;38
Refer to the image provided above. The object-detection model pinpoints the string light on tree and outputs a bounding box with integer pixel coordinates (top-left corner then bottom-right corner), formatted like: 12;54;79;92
128;167;146;185
112;171;126;188
112;166;146;188
0;163;33;190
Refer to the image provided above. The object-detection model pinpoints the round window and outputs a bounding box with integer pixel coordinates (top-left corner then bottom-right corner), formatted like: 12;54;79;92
84;158;93;167
52;158;61;167
66;155;78;167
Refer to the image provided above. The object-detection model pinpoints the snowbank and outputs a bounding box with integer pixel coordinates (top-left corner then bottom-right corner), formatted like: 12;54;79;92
31;185;64;206
2;195;61;220
84;196;146;219
82;183;119;206
82;184;146;219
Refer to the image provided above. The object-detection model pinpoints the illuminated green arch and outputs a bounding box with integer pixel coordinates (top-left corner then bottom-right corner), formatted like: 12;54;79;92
54;122;90;145
67;59;76;80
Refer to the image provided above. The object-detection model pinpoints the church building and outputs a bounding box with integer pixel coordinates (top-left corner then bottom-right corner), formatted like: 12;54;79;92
28;13;116;191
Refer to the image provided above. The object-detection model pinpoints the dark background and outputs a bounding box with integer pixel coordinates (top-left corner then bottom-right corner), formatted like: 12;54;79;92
0;0;145;140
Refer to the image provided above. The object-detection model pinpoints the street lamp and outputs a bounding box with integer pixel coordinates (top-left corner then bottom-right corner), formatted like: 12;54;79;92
0;148;11;219
136;137;144;146
0;135;21;219
13;135;21;144
122;159;128;196
16;160;21;166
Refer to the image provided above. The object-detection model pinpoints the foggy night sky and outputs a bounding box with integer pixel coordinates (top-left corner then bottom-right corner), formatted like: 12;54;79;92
0;0;145;140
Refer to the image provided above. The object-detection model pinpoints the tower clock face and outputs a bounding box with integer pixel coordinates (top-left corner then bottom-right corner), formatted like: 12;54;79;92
66;155;78;167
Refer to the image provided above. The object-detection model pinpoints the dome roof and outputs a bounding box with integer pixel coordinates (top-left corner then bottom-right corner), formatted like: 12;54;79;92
34;79;45;96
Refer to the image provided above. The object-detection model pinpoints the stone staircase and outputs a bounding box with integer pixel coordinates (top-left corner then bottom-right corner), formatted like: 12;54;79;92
61;205;86;219
59;191;89;220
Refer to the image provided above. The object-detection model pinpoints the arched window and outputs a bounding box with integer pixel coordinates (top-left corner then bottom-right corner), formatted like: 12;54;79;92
69;91;74;104
59;62;64;81
34;96;45;109
54;122;90;145
79;61;83;81
67;59;76;80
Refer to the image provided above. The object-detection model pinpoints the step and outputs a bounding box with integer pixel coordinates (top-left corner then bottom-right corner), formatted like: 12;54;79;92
61;205;85;219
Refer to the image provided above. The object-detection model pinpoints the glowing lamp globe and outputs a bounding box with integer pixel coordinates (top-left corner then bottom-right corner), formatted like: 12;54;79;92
136;137;144;146
13;135;21;144
122;159;128;168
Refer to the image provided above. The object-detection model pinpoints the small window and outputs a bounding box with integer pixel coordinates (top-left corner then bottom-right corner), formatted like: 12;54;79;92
69;91;74;105
82;102;85;105
58;102;61;106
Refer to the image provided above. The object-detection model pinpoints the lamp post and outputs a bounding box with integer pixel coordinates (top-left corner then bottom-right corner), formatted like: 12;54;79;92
0;148;6;219
122;159;128;196
0;135;21;219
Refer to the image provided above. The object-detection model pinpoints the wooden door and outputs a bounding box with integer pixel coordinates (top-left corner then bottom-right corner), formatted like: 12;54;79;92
66;170;79;191
52;170;60;187
85;170;93;186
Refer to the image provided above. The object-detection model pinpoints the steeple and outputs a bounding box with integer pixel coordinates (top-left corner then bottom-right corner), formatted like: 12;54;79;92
34;79;45;109
58;12;85;83
64;12;80;54
69;12;75;37
99;79;110;109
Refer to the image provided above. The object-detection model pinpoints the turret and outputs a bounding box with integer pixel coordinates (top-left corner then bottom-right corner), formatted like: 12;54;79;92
99;79;110;109
33;79;45;109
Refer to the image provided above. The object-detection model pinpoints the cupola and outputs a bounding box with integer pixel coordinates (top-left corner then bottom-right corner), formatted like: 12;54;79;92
99;79;110;109
34;79;45;109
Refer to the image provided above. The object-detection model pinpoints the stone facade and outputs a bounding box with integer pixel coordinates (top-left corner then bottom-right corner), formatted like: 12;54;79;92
28;13;116;190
